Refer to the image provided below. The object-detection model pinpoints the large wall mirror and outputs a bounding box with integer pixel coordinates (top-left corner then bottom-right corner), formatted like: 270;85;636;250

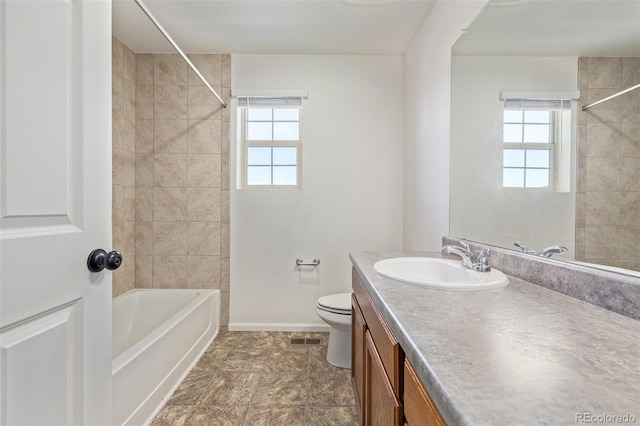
450;0;640;277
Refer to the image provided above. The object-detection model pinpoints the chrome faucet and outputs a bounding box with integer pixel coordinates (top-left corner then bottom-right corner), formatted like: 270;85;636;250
539;245;568;258
442;241;492;272
514;241;568;258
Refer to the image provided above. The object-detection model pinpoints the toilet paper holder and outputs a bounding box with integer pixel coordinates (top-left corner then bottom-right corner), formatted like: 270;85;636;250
296;258;320;266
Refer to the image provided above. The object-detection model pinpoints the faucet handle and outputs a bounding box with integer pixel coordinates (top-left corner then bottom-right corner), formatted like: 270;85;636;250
459;240;470;251
474;249;491;272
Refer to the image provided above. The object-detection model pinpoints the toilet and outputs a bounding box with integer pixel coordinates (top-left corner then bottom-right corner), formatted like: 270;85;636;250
316;292;352;369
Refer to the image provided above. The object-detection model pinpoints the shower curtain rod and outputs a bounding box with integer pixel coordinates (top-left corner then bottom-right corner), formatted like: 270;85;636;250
581;83;640;111
134;0;228;109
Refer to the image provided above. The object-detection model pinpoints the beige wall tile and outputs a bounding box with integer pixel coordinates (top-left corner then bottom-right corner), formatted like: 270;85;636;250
188;188;220;221
154;54;187;86
618;226;640;259
112;221;124;256
123;221;136;256
577;157;586;194
622;57;640;88
221;88;231;123
155;120;188;153
587;57;622;89
188;85;223;120
124;186;136;221
620;192;640;225
113;148;125;186
136;119;154;153
112;184;124;224
124;79;136;119
136;221;154;255
621;89;640;123
586;89;621;124
585;191;619;225
221;155;229;190
135;255;153;288
155;154;188;188
124;46;136;82
154;85;187;119
621;122;640;157
153;256;187;288
187;255;220;288
221;190;230;224
124;115;136;153
112;36;124;76
136;54;154;86
113;76;124;119
187;54;222;86
585;157;620;192
187;222;220;255
153;221;188;255
586;123;621;157
154;187;188;221
576;193;586;227
135;188;154;221
222;54;231;89
574;226;585;259
189;154;221;188
220;291;229;327
620;158;640;191
221;121;230;155
124;150;136;187
221;257;230;292
221;224;230;258
584;225;619;260
136;153;154;187
112;108;124;150
136;85;154;119
187;119;222;153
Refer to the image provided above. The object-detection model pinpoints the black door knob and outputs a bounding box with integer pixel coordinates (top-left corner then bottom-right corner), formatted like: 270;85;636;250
87;249;123;272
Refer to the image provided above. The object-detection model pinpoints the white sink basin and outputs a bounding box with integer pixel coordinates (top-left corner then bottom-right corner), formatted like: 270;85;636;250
373;257;509;290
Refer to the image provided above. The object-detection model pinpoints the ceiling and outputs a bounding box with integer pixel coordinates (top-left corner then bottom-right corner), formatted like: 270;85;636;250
112;0;640;57
453;0;640;57
112;0;437;55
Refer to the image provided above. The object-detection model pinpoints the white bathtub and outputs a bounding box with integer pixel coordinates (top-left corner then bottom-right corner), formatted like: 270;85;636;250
112;289;220;426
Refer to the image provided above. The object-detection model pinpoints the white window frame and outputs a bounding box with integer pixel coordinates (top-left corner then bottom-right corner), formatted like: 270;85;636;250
238;99;303;189
501;98;573;191
502;109;556;191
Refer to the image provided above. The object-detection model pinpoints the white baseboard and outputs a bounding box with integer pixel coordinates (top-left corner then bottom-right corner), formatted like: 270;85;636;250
228;322;330;332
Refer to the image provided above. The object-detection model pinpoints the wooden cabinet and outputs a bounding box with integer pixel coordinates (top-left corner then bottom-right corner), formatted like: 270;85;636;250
404;360;446;426
352;267;446;426
365;331;403;425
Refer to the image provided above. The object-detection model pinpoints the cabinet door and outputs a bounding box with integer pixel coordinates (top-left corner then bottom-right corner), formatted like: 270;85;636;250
365;331;402;426
352;296;366;423
404;360;446;426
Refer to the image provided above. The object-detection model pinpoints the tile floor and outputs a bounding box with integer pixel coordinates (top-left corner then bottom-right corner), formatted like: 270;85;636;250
151;331;359;426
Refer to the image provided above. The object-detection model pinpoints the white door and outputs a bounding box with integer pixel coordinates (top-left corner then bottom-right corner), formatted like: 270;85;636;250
0;1;113;425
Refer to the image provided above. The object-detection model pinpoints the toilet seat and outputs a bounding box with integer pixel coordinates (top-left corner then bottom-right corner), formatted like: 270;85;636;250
317;293;352;315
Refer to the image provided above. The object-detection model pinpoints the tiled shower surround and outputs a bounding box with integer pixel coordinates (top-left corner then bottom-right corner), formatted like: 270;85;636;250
112;37;231;327
576;57;640;272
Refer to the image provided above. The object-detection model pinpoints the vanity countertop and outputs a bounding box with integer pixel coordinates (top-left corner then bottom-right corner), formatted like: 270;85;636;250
350;252;640;426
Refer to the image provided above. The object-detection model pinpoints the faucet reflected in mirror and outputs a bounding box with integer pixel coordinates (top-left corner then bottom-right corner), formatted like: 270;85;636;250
514;241;568;258
449;0;640;278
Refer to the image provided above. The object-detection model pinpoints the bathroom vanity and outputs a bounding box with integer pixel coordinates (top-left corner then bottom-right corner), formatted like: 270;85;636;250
350;250;640;425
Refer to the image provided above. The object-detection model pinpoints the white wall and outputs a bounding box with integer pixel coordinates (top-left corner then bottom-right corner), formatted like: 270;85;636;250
403;0;488;252
230;55;404;329
450;56;577;254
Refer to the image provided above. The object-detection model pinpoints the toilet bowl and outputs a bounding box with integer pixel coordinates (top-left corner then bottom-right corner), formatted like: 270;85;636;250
316;293;352;369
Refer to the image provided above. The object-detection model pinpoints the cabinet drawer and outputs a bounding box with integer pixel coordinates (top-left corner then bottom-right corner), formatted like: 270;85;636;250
352;268;402;393
404;360;446;426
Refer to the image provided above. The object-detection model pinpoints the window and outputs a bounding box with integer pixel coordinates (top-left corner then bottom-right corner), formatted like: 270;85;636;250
502;99;572;190
238;97;302;188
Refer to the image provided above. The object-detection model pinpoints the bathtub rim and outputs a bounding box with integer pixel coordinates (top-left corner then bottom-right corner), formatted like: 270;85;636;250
112;288;219;375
